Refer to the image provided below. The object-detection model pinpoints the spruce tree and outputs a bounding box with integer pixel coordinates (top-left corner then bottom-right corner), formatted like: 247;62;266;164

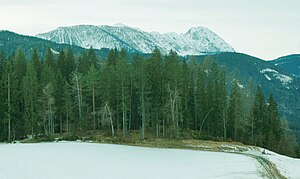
84;64;99;131
40;65;56;135
88;46;97;68
116;50;130;138
12;48;27;138
227;80;241;141
45;48;55;68
266;94;283;148
147;48;164;137
23;59;39;136
133;55;149;139
252;86;266;146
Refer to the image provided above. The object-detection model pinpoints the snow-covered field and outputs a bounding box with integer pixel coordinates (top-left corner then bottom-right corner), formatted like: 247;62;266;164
262;149;300;179
0;142;262;179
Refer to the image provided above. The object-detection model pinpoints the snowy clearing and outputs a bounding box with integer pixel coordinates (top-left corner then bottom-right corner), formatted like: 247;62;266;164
0;142;262;179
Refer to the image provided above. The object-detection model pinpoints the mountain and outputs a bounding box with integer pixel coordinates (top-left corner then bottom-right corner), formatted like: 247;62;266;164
36;24;235;55
0;30;109;58
271;54;300;77
190;53;299;132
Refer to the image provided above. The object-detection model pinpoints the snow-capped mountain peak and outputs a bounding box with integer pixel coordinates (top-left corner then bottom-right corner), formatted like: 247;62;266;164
36;24;235;55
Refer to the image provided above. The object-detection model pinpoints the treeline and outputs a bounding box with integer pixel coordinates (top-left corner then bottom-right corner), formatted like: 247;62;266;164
0;47;298;157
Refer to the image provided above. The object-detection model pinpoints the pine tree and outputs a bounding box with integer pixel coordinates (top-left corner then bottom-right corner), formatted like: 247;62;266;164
227;80;241;141
1;59;14;141
65;48;76;82
23;59;39;137
63;81;72;133
84;64;99;131
0;51;7;140
187;59;198;131
54;70;65;133
266;94;283;148
252;86;266;146
32;48;42;81
45;48;55;68
12;48;27;138
71;70;83;132
147;48;164;137
88;46;97;68
132;55;148;139
179;59;189;129
40;65;56;136
164;50;181;138
57;50;67;79
78;53;90;75
116;50;130;138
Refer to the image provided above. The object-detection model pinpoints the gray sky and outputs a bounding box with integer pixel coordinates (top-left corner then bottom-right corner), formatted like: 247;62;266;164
1;0;299;60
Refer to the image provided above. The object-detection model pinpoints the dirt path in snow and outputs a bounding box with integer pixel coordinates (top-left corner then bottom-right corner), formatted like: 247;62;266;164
242;153;286;179
179;140;286;179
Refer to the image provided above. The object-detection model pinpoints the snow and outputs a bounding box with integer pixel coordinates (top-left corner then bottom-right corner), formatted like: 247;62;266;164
0;142;261;179
50;48;59;55
247;148;300;179
260;68;279;73
36;25;235;56
264;74;272;81
274;74;293;85
260;68;293;85
237;82;244;88
268;152;300;178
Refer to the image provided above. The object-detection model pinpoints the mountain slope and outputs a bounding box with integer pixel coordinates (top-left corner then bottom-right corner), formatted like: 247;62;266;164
0;30;109;58
36;24;234;55
271;54;300;77
190;52;299;130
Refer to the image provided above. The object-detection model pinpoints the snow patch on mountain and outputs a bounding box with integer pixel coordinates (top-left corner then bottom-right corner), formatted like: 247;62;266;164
237;82;244;88
274;74;293;85
36;25;235;56
260;68;293;86
260;68;278;73
264;74;272;81
50;48;59;55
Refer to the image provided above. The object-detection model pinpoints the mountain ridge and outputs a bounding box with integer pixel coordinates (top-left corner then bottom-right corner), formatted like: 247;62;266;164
271;54;300;77
36;24;235;55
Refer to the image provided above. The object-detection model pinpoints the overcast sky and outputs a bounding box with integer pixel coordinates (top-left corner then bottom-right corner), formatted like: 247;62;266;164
0;0;299;60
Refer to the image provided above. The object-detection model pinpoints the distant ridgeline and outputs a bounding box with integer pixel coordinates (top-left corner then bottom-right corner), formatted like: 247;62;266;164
0;46;299;158
0;31;110;59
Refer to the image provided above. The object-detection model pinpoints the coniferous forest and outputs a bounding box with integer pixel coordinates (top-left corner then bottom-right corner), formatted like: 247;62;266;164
0;47;299;157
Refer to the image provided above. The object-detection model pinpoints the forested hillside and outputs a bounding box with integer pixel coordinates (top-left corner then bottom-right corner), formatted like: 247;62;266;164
0;47;298;157
0;31;109;58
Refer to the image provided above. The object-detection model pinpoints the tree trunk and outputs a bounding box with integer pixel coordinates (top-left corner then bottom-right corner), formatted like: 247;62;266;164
66;106;69;133
141;85;145;140
194;86;197;130
74;74;82;131
7;73;11;142
199;108;213;137
103;103;114;137
122;84;126;138
60;115;62;134
223;108;227;140
93;84;96;131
